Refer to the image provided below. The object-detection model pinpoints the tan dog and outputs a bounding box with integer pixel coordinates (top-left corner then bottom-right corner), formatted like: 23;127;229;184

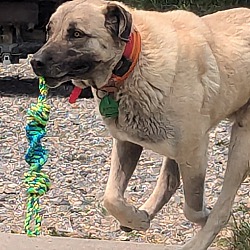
31;0;250;249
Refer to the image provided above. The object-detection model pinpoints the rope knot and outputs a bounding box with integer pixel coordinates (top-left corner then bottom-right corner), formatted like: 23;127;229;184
24;171;51;196
27;102;51;126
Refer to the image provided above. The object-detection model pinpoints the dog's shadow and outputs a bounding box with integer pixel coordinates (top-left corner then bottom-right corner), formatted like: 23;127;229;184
0;78;93;99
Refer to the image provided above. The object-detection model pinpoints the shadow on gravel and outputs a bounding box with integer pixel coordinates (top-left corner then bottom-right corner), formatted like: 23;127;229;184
0;78;93;99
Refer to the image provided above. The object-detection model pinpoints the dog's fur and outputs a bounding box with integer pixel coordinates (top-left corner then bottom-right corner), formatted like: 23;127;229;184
31;1;250;249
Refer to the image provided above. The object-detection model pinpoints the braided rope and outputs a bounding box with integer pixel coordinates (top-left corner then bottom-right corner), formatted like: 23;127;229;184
24;77;51;236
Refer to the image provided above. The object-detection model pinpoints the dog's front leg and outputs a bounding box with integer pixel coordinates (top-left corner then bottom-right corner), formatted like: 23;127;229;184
180;136;210;227
103;139;150;231
140;158;180;220
181;113;250;250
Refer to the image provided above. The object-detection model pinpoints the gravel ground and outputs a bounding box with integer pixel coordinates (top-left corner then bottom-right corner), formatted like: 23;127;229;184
0;58;249;248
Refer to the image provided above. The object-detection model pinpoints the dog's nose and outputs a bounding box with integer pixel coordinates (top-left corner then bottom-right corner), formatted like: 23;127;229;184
30;55;47;76
30;57;45;69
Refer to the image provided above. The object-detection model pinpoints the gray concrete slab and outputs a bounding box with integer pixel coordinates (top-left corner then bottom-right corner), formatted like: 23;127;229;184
0;233;218;250
0;233;167;250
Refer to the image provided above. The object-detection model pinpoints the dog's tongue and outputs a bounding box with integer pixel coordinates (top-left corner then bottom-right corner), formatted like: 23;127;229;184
69;86;83;103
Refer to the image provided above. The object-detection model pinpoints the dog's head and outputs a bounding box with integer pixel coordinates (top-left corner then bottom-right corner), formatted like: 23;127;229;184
31;0;132;88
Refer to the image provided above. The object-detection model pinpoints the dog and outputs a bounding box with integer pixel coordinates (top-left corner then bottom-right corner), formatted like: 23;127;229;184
30;0;250;249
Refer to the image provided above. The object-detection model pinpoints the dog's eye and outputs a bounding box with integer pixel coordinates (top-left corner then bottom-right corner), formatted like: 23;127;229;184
67;28;90;40
73;31;82;38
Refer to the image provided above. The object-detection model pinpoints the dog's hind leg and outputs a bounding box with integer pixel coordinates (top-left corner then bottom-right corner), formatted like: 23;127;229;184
103;139;151;231
181;109;250;250
180;135;211;227
139;158;180;220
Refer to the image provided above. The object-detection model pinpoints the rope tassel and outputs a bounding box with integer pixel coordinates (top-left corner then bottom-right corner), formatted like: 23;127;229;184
24;77;51;236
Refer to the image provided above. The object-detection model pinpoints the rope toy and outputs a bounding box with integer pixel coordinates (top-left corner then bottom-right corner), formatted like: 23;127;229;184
24;76;51;236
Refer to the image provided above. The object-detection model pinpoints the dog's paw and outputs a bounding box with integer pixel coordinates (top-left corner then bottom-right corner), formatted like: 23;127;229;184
120;225;133;232
120;209;150;232
184;204;211;227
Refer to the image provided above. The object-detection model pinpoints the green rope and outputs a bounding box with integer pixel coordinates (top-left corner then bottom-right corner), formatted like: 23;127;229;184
24;77;51;236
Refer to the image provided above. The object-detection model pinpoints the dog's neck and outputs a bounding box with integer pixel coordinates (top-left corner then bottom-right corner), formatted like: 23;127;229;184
99;29;141;93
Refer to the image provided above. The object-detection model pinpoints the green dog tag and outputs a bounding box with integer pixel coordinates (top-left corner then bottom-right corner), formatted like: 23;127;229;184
99;95;119;118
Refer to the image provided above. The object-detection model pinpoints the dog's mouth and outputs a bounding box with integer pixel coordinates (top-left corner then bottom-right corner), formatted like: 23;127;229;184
44;75;71;88
44;62;99;88
44;64;92;88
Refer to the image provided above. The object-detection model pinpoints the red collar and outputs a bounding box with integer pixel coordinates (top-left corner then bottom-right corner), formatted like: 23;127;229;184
69;29;141;103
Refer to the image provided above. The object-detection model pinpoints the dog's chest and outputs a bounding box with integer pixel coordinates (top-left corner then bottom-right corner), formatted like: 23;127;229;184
100;101;178;157
94;86;179;156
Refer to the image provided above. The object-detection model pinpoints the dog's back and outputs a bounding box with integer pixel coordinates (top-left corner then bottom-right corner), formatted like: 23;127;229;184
132;7;250;125
202;8;250;119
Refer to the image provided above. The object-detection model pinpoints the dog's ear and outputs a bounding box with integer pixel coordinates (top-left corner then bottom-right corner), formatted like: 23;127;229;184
104;3;132;42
